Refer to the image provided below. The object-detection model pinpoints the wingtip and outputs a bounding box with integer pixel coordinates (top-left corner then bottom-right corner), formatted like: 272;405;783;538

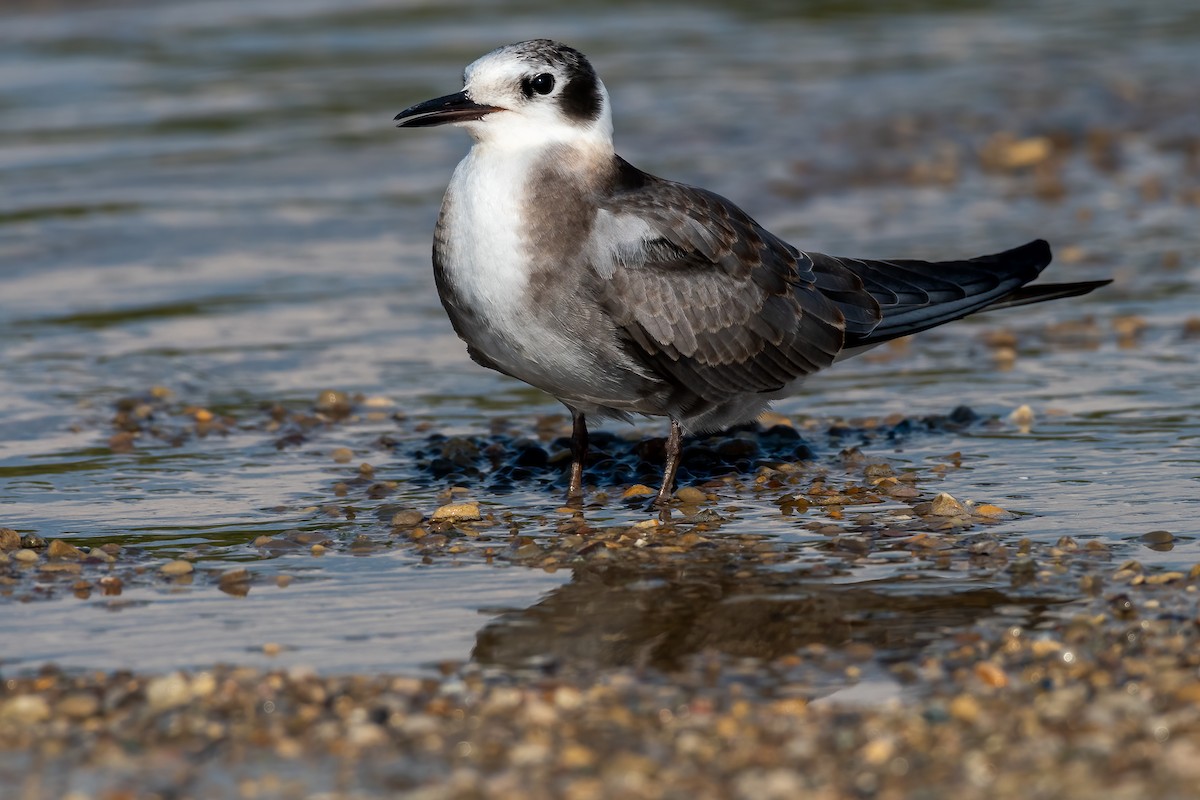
1026;238;1052;264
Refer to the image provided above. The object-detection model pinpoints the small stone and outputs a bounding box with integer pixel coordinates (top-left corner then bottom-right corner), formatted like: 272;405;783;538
514;543;541;559
622;484;655;498
560;743;596;769
863;463;894;479
0;695;50;724
219;569;252;595
310;544;326;556
1175;683;1200;703
219;568;249;585
58;693;100;720
973;503;1009;518
861;737;896;766
949;694;981;723
330;447;354;463
193;408;214;423
262;642;282;656
431;502;481;523
1030;639;1064;657
975;662;1008;688
674;486;707;505
1145;571;1185;585
0;528;21;551
928;492;967;517
981;134;1053;170
1008;404;1035;431
39;562;81;574
315;389;352;416
160;559;194;576
146;672;192;712
85;548;115;564
391;510;424;528
1141;530;1174;545
12;548;39;564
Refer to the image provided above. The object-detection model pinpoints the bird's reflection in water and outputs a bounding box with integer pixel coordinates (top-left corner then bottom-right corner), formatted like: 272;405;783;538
473;561;1062;679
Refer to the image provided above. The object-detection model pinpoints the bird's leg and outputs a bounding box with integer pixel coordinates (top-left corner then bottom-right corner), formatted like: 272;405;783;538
567;408;588;502
652;419;684;508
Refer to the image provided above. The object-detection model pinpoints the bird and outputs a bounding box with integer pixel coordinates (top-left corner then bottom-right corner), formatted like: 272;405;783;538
394;39;1109;508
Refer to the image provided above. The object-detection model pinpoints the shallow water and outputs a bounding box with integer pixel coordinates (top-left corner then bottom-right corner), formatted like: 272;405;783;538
1;0;1198;681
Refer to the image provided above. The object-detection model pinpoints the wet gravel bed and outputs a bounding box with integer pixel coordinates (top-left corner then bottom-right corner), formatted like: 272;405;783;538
4;386;1062;603
3;392;1199;799
2;564;1198;800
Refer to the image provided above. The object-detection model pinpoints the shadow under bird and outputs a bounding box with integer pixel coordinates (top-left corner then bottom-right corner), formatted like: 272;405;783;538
394;39;1109;507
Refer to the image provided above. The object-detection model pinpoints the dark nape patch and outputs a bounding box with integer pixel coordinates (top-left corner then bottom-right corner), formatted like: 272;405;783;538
560;71;602;123
610;156;651;192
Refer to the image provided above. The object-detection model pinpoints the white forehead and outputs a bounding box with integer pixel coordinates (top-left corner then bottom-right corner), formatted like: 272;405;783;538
463;46;532;90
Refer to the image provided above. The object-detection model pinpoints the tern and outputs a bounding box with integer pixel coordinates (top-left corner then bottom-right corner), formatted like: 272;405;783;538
394;39;1109;507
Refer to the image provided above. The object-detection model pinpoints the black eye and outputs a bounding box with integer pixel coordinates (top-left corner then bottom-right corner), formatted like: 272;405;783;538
530;73;555;95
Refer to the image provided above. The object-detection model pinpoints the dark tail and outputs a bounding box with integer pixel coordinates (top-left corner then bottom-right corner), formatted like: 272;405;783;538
837;239;1110;348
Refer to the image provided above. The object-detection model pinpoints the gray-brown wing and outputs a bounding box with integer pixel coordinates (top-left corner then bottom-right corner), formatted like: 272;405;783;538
596;177;882;412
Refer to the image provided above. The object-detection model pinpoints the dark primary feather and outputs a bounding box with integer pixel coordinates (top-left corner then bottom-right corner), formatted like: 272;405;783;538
596;162;1107;411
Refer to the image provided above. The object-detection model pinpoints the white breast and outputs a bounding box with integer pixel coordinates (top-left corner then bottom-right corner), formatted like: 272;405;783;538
435;144;621;403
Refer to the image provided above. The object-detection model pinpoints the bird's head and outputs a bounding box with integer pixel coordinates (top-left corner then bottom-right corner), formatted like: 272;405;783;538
394;39;613;152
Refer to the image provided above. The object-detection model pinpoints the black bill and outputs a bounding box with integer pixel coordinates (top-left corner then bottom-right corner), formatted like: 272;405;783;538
394;91;501;128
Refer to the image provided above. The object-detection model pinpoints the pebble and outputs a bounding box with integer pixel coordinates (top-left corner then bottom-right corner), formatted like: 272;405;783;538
315;389;352;416
949;694;982;723
58;693;100;719
981;133;1053;170
1009;404;1035;431
12;548;39;563
622;484;655;498
330;447;354;463
974;662;1008;688
0;694;50;724
674;486;707;505
159;559;194;576
145;672;192;712
972;503;1010;518
391;510;424;528
927;492;967;517
431;502;481;523
0;527;21;550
